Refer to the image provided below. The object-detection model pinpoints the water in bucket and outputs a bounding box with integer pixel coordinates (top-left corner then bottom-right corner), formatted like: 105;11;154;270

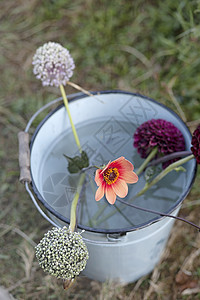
39;117;187;232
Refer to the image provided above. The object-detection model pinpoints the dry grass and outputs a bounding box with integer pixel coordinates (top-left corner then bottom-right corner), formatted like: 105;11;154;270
0;0;200;299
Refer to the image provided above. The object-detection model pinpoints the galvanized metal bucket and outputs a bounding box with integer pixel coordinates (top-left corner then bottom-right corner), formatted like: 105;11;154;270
19;91;196;283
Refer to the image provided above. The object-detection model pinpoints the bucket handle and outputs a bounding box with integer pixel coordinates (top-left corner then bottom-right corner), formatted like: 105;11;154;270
18;93;82;183
25;182;119;244
25;181;60;228
25;93;83;133
19;93;119;244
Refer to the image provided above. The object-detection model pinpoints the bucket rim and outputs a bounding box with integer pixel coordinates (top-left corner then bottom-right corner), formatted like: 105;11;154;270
29;89;197;234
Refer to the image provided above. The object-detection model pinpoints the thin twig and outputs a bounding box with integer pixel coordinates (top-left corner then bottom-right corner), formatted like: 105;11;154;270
187;119;200;127
181;243;200;272
7;277;27;292
0;224;36;247
182;287;200;296
166;77;187;122
182;199;200;208
117;199;200;231
67;81;104;103
149;150;192;166
120;45;152;68
75;178;86;231
0;204;12;220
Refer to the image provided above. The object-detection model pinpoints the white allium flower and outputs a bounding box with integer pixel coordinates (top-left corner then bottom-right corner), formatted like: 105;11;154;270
32;42;75;87
35;227;89;280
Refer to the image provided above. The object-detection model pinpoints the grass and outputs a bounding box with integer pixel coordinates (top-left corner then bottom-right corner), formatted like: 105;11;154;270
0;0;200;299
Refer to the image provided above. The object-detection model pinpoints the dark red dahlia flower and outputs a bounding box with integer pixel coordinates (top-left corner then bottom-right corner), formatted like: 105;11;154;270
191;124;200;164
133;119;185;168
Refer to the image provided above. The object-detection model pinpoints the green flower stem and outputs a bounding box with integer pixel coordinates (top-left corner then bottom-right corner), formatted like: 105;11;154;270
95;205;119;226
86;204;107;226
135;154;194;198
69;173;86;232
60;84;82;153
136;147;158;175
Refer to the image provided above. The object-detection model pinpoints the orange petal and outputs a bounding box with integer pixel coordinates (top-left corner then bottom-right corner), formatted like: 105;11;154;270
113;156;125;163
95;169;103;186
119;158;134;171
119;170;138;183
112;179;128;198
112;157;133;171
101;160;111;173
95;185;105;201
105;186;116;204
109;157;123;169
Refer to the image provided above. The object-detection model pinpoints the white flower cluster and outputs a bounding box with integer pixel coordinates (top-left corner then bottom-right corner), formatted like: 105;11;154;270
35;227;89;280
32;42;75;87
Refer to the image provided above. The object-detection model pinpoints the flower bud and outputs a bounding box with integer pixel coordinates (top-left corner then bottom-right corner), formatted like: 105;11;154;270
35;227;89;280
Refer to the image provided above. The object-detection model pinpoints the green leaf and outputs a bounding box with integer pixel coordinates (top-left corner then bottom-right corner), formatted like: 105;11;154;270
144;166;161;182
63;151;89;174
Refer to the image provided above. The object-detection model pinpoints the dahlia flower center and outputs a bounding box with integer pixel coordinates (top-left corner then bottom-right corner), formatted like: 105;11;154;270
103;167;119;185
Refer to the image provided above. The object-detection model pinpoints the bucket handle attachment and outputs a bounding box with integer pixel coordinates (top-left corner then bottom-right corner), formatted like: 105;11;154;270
18;93;82;183
19;93;119;244
18;131;31;184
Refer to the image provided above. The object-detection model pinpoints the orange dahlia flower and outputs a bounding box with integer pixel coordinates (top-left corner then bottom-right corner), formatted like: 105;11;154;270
95;157;138;205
